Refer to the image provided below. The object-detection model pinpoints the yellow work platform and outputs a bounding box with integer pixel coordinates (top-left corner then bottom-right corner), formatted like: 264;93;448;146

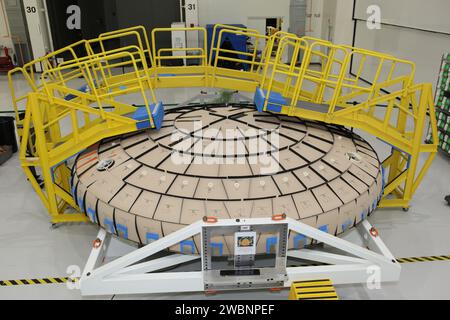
7;24;438;223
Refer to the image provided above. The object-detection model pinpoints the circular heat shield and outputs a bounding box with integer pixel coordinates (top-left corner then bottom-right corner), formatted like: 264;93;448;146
72;105;383;255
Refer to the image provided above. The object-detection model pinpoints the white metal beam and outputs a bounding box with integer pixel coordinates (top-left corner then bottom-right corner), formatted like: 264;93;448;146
82;272;204;296
85;221;203;279
287;218;397;269
114;254;200;275
80;218;401;297
288;249;369;265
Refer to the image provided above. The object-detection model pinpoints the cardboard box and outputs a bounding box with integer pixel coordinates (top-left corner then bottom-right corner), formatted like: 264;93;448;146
115;209;140;243
288;216;317;248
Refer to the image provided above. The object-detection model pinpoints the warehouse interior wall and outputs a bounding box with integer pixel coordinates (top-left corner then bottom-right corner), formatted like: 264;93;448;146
3;0;448;90
46;0;123;52
115;0;180;51
332;0;450;91
332;0;354;45
196;0;291;62
45;0;180;56
0;0;14;52
197;0;290;32
320;0;337;42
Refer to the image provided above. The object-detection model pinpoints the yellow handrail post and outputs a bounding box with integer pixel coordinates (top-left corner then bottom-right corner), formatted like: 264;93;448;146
28;94;59;217
8;25;438;223
403;85;429;203
289;39;312;116
328;51;351;115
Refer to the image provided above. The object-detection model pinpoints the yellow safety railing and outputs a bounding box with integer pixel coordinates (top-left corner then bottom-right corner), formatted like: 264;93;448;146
7;25;438;223
213;29;268;72
151;27;208;70
156;47;206;66
8;39;89;123
260;33;310;106
19;92;138;221
208;24;260;65
261;34;418;115
96;26;153;62
87;27;154;81
209;28;270;91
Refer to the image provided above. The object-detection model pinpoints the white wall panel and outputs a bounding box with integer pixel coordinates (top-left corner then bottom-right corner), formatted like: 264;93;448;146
197;0;290;32
0;0;14;49
354;0;450;34
346;0;450;90
353;21;450;89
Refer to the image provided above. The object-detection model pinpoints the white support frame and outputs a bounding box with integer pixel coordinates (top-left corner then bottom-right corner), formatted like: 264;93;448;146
80;218;400;296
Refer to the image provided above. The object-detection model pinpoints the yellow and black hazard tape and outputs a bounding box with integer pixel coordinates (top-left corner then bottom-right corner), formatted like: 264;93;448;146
1;254;450;288
287;254;450;268
396;255;450;264
0;277;78;287
289;279;339;300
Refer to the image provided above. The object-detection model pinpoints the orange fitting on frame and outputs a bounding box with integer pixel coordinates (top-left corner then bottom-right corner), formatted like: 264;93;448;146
205;290;218;295
370;227;379;238
93;238;102;249
203;216;218;224
272;214;287;221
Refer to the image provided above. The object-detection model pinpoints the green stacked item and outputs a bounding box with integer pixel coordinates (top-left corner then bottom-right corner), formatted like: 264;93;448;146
430;53;450;154
438;132;450;152
435;62;450;110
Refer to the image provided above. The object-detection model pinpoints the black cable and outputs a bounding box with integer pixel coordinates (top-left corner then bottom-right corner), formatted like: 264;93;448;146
345;101;388;108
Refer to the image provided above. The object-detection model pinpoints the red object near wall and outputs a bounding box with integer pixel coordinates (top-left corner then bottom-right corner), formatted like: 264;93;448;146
0;47;14;72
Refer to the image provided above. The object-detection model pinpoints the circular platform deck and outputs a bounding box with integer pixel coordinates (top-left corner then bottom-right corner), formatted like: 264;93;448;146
72;104;383;255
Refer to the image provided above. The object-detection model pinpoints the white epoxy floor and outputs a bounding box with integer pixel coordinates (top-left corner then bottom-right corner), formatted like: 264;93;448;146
1;74;450;300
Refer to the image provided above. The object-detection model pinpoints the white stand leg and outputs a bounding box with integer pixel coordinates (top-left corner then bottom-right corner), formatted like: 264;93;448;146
286;219;400;285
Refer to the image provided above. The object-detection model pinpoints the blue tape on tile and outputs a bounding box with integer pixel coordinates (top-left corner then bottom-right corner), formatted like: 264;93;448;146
210;243;224;256
380;166;386;202
341;219;353;232
104;218;116;234
116;224;128;239
294;234;307;249
319;225;329;233
266;237;278;254
87;207;97;223
71;184;77;198
78;197;84;213
361;211;366;221
180;240;195;254
146;232;159;244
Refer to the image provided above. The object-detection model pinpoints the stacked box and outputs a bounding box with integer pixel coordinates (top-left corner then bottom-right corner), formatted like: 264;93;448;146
430;53;450;154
